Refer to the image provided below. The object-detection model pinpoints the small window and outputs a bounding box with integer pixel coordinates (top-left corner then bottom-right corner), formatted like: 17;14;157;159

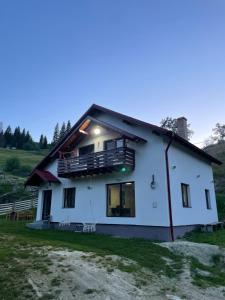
107;182;135;217
205;189;211;209
63;188;76;208
104;139;125;151
79;144;94;156
181;183;191;208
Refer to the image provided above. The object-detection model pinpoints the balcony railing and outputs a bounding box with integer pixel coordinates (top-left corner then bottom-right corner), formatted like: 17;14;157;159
58;147;135;178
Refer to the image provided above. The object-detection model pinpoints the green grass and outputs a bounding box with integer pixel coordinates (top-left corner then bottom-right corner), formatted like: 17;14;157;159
0;148;47;171
0;220;183;299
186;228;225;248
0;220;182;277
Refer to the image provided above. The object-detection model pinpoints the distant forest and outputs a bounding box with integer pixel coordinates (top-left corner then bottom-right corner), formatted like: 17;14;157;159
0;120;72;151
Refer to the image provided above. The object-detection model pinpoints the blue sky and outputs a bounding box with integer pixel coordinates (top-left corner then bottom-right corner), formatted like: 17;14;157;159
1;0;225;145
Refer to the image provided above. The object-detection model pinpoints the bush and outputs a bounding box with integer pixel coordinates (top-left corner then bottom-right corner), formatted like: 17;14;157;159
216;193;225;221
14;165;32;177
4;157;21;172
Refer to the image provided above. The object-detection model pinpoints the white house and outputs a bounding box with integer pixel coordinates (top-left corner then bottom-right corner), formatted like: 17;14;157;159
26;104;221;241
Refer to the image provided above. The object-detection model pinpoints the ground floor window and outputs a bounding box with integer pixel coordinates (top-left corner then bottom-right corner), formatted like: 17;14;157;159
107;182;135;217
63;188;76;208
181;183;191;208
205;189;211;209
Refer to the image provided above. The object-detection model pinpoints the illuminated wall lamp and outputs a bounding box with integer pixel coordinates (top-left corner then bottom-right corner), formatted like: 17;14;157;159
93;127;101;135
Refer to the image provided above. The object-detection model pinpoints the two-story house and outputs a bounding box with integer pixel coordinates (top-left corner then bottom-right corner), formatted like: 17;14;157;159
25;104;221;241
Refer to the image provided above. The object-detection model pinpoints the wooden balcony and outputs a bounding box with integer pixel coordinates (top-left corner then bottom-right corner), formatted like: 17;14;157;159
57;147;135;178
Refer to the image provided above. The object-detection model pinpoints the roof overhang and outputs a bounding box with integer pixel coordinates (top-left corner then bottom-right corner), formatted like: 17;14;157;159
25;170;61;186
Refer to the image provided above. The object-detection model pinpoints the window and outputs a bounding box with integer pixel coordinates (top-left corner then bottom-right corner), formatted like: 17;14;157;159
205;189;211;209
63;188;76;208
107;182;135;217
181;183;191;208
79;144;94;156
104;139;125;151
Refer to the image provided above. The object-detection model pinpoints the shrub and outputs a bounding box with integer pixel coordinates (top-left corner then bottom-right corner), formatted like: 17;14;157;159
14;165;32;177
4;157;21;172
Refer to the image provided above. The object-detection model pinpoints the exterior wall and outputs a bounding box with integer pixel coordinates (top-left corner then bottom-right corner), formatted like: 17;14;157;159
36;115;170;227
168;143;218;226
36;110;219;234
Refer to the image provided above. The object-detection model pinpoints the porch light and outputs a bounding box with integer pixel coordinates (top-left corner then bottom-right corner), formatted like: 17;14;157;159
93;127;101;135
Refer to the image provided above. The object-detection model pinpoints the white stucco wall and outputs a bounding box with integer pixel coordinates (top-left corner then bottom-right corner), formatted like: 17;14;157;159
168;143;218;225
36;111;218;227
36;117;170;226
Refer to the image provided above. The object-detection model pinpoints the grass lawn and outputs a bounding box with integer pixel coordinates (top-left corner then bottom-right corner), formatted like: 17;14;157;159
0;219;182;299
186;228;225;248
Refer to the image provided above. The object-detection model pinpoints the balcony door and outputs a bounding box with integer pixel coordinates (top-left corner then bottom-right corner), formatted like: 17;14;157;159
42;190;52;220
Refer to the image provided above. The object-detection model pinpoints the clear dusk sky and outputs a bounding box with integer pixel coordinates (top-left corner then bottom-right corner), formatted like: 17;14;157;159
1;0;225;146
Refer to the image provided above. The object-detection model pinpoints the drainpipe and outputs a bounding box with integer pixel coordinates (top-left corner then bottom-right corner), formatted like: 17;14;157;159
165;134;174;242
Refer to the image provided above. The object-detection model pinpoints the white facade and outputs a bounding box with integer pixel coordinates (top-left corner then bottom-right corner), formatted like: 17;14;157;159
35;109;218;238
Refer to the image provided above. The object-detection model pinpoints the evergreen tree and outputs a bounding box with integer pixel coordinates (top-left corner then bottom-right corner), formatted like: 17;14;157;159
39;134;44;148
43;136;48;148
25;131;32;143
59;122;66;140
66;120;71;132
4;126;12;147
21;129;26;148
15;127;23;149
52;123;59;145
0;132;4;147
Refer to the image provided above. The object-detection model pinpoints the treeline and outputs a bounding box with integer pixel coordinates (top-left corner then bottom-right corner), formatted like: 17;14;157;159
0;126;39;150
52;120;71;146
0;120;72;151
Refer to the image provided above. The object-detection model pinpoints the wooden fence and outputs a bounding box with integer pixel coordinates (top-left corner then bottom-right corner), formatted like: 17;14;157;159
0;198;38;216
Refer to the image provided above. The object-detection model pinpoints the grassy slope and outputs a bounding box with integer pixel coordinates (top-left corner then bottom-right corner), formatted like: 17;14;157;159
0;148;47;202
0;220;182;299
0;148;47;171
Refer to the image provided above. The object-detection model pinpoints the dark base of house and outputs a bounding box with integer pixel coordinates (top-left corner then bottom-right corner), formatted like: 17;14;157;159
27;221;198;241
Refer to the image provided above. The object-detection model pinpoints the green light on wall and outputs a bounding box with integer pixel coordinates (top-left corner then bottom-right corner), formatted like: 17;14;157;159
121;166;127;173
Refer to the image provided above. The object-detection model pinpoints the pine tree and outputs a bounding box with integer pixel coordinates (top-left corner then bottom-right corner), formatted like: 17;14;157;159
52;123;59;145
43;136;48;149
0;131;4;147
39;134;44;149
4;126;12;147
66;120;71;132
59;122;66;140
21;129;26;148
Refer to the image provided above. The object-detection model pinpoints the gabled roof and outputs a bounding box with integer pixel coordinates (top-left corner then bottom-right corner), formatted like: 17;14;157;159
25;170;61;186
29;104;221;176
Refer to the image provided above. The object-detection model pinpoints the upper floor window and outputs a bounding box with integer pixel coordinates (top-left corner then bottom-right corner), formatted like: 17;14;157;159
107;182;135;217
181;183;191;208
79;144;94;156
104;138;125;151
63;188;76;208
205;189;211;209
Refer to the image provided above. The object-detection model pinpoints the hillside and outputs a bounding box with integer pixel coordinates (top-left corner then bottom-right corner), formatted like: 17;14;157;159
0;148;47;171
204;142;225;194
0;148;47;203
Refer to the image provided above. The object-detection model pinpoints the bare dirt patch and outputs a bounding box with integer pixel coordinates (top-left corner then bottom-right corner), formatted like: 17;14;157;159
26;246;225;300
